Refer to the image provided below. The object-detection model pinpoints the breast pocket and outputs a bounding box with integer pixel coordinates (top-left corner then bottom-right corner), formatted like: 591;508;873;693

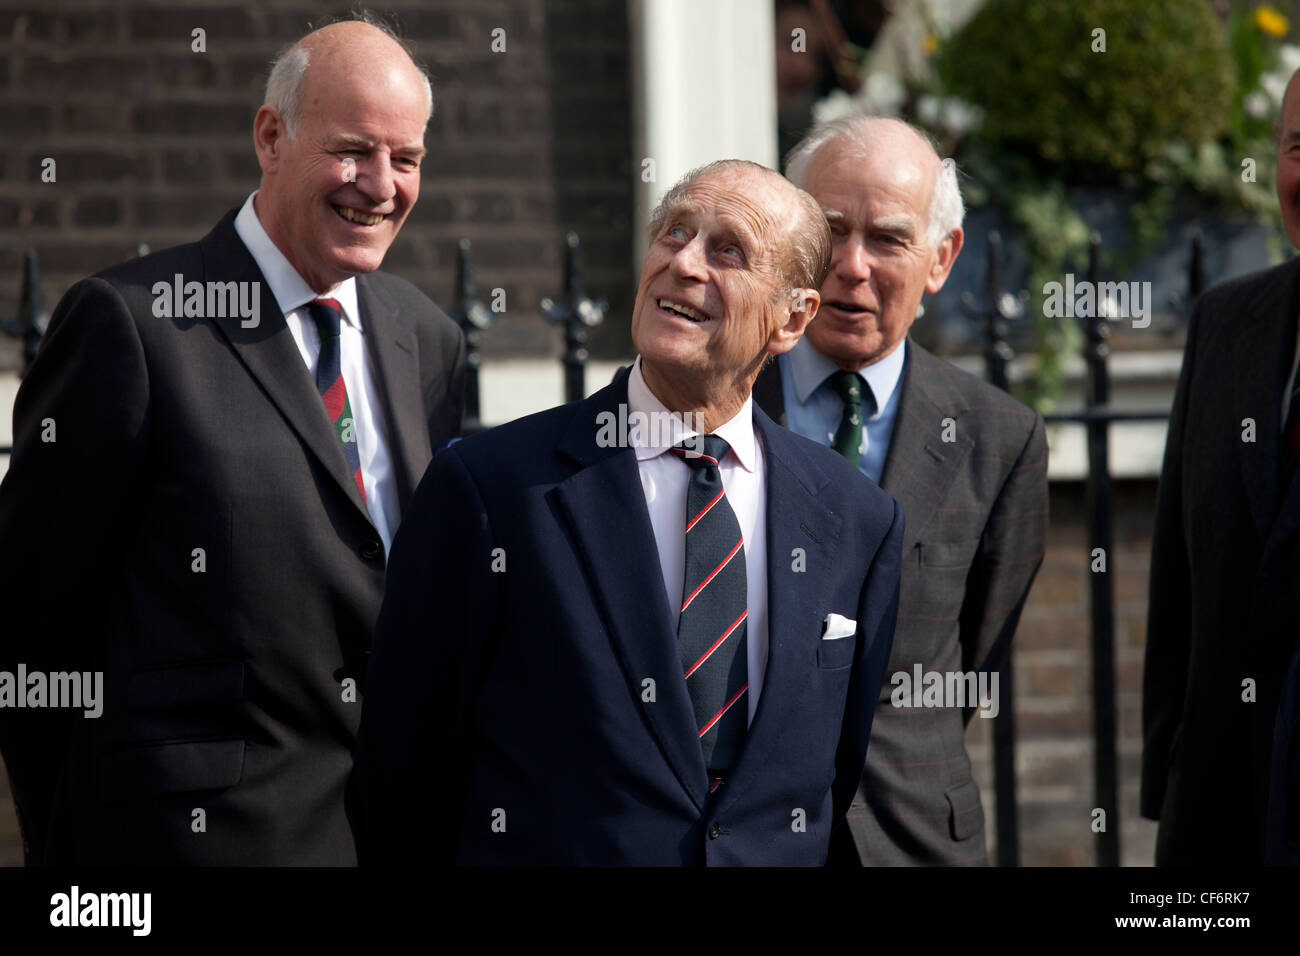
917;539;977;572
909;540;977;621
817;634;856;669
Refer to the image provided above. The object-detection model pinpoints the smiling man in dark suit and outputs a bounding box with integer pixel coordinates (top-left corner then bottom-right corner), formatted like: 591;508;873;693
1143;69;1300;866
0;17;464;865
356;159;903;866
754;114;1048;865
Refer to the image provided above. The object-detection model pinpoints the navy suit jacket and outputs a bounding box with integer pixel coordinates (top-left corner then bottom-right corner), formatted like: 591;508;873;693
355;368;903;865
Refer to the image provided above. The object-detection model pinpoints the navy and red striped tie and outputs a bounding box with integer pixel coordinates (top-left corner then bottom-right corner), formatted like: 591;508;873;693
307;297;365;502
672;435;748;788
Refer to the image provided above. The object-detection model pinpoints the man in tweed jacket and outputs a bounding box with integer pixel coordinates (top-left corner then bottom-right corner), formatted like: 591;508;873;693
755;113;1048;865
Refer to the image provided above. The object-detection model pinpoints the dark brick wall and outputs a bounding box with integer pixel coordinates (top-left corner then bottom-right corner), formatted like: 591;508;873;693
0;0;635;370
968;478;1159;866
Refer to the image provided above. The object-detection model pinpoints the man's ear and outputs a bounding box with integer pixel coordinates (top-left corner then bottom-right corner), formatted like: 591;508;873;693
766;288;820;357
252;105;286;175
924;227;963;295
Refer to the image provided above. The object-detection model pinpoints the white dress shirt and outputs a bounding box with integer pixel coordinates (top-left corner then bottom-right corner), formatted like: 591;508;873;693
628;357;769;724
233;192;400;555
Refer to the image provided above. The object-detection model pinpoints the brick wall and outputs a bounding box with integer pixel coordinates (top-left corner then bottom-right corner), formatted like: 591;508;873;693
0;0;635;371
967;478;1159;866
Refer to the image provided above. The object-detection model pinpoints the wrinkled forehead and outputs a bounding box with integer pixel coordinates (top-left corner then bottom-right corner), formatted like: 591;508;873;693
668;171;793;246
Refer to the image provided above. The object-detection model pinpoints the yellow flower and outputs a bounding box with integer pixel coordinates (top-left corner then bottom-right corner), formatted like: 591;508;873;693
1255;5;1289;38
922;32;938;55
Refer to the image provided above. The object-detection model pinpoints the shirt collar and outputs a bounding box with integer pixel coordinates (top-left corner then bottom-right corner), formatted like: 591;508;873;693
627;357;757;473
233;191;361;329
786;335;907;419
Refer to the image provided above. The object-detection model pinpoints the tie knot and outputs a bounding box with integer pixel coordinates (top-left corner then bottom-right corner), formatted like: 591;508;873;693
308;297;343;337
672;434;731;470
827;369;874;415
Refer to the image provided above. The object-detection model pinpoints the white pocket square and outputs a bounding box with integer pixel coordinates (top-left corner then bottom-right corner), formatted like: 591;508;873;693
821;612;857;640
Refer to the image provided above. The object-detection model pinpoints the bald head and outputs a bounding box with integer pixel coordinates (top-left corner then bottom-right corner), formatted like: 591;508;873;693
265;19;433;140
786;114;963;248
648;159;832;294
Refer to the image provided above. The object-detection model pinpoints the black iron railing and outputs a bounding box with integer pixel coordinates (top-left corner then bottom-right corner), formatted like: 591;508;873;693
964;230;1198;866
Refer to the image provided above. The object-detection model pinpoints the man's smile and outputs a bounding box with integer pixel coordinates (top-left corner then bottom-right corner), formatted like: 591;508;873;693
655;297;713;323
331;204;386;226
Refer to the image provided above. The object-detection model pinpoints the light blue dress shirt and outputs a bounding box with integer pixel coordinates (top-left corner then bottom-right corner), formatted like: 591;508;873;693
776;337;907;485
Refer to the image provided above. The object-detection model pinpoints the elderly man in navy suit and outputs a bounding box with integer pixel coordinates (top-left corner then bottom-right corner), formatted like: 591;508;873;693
356;159;903;865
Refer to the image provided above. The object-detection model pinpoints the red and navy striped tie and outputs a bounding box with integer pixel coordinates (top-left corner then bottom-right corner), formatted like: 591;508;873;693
672;435;747;787
307;298;365;502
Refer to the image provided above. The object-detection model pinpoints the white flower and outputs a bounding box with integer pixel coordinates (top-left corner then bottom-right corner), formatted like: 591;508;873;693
1244;90;1271;119
917;94;941;126
862;71;907;116
812;88;858;126
1280;43;1300;78
940;97;983;135
1262;71;1287;105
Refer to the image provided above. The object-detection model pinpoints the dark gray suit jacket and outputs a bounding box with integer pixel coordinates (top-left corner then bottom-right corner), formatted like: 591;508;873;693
0;209;465;864
755;339;1047;864
1143;256;1300;866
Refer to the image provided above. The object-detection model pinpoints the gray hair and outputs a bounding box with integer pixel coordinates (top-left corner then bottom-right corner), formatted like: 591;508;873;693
785;113;964;249
646;159;832;296
264;11;434;139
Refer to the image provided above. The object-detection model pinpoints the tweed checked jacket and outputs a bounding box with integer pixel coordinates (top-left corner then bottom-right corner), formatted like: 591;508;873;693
756;338;1048;864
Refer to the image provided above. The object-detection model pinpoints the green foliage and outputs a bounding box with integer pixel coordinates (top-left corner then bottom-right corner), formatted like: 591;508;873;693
917;0;1287;410
1006;185;1088;411
941;0;1235;183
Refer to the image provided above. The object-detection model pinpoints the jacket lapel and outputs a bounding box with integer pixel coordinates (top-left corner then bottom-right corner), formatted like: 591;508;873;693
199;213;370;519
1242;259;1300;553
715;410;843;808
553;373;710;809
752;359;787;426
879;342;973;546
357;276;430;513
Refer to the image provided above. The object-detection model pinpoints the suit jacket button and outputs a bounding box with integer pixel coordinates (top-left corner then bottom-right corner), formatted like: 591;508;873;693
360;539;383;561
708;822;721;839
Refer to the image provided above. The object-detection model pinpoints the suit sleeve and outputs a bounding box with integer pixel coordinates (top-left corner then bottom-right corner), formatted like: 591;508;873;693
1140;298;1201;820
353;444;498;866
0;278;150;860
426;317;466;445
957;412;1049;711
832;497;903;825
